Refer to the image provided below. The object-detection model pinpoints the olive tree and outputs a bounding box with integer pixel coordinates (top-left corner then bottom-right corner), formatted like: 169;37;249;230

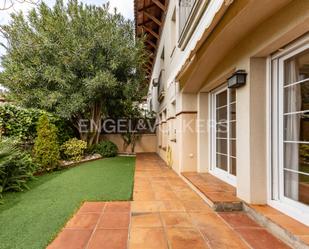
0;0;147;145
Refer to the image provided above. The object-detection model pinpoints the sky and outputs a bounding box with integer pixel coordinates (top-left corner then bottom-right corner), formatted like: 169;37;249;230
0;0;134;63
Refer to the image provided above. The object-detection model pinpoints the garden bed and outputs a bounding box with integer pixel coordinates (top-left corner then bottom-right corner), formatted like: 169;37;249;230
59;154;102;168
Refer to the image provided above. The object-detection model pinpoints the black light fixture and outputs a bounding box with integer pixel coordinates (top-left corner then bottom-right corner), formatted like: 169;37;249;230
227;70;247;88
152;78;159;87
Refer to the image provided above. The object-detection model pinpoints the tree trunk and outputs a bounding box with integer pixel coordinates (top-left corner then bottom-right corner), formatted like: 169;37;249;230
72;102;102;146
131;134;136;153
121;133;131;153
72;114;88;142
88;102;102;147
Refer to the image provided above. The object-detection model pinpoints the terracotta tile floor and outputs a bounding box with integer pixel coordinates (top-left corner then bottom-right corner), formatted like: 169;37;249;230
250;204;309;246
182;172;242;211
130;153;291;249
47;153;291;249
47;201;130;249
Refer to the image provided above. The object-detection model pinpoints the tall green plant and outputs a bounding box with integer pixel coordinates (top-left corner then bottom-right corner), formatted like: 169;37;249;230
33;115;60;171
0;138;36;202
0;0;147;146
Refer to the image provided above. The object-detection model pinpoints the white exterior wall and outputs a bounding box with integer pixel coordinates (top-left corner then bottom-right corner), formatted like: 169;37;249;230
148;0;226;172
146;0;309;226
148;0;226;113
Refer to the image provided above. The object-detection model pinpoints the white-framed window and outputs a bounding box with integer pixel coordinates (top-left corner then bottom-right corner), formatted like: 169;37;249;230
170;7;177;58
209;84;237;186
270;36;309;225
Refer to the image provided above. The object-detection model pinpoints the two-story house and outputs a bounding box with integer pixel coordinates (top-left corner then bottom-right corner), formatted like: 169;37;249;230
135;0;309;245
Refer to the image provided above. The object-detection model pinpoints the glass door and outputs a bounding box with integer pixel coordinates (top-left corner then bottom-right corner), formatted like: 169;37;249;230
210;86;237;186
279;48;309;208
271;39;309;223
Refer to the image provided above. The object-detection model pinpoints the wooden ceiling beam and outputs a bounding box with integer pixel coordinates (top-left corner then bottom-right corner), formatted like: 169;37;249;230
145;64;152;70
152;0;166;11
146;62;153;69
146;39;157;49
143;10;162;26
137;3;155;12
142;25;159;39
147;60;153;66
138;19;153;26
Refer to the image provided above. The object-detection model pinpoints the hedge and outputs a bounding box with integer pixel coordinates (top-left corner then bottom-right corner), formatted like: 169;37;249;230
0;104;74;144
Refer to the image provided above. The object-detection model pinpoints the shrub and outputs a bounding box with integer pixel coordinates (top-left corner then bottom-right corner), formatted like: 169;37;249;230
61;138;87;161
0;138;36;201
92;140;118;157
33;115;60;171
0;104;75;145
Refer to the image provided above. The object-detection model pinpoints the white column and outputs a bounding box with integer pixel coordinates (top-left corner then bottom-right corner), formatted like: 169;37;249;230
197;92;209;173
237;58;267;204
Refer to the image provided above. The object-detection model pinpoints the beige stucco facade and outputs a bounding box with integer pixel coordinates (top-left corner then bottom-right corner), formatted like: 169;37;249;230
147;0;309;225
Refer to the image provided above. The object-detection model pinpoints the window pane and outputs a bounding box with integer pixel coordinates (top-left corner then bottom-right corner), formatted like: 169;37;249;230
216;154;227;171
230;88;236;103
284;170;309;205
216;139;227;154
230;140;236;157
216;107;227;122
230;121;236;139
284;114;309;142
230;157;237;176
216;91;227;107
284;143;309;175
284;48;309;85
230;103;236;121
284;80;309;113
216;124;227;138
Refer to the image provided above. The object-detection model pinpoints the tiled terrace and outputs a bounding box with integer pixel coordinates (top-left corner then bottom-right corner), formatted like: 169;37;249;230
48;153;291;249
182;172;242;211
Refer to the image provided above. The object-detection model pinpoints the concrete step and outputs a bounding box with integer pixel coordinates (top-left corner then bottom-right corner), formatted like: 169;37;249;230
181;172;243;212
182;171;309;249
244;204;309;249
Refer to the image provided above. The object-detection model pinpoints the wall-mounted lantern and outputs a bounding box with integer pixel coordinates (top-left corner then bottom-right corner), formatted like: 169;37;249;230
152;78;159;87
227;70;247;88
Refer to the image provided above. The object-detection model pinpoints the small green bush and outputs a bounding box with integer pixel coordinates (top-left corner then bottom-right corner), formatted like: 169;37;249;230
33;114;60;171
0;138;36;201
0;104;75;145
61;138;87;161
92;140;118;157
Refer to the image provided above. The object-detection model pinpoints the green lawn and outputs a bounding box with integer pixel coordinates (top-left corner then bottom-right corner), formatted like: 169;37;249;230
0;157;135;249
